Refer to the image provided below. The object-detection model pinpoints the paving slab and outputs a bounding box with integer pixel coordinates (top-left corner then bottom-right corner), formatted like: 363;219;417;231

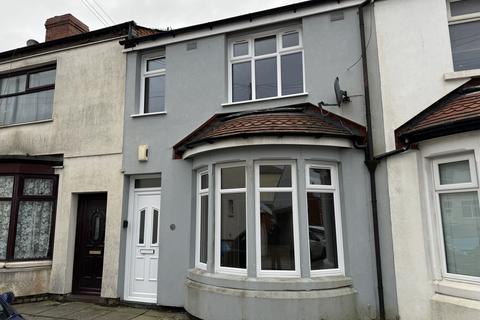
15;301;61;316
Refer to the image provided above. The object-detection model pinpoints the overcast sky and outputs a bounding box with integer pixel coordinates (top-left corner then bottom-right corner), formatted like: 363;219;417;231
0;0;304;52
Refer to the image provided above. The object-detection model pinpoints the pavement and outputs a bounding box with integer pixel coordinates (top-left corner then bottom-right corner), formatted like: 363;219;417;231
14;300;192;320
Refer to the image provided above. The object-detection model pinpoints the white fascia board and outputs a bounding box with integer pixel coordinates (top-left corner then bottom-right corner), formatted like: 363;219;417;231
124;0;364;52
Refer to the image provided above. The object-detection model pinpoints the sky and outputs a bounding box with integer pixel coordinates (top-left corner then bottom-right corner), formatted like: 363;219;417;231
0;0;304;52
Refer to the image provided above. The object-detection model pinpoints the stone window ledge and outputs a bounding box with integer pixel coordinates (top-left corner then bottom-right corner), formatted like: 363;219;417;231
0;260;52;270
434;279;480;301
188;268;353;292
444;69;480;80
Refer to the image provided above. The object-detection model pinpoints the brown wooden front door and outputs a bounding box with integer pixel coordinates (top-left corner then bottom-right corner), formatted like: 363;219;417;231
72;193;107;295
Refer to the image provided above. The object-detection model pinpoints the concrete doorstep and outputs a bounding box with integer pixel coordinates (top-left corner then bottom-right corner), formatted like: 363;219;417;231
14;300;193;320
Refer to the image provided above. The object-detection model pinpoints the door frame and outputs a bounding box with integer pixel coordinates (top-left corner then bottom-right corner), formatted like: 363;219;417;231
124;175;161;303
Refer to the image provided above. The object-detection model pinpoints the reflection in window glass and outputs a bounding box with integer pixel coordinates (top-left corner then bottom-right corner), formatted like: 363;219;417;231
260;165;292;188
200;195;208;264
255;57;277;99
14;201;53;259
282;32;299;48
450;0;480;17
147;57;166;71
281;52;303;95
260;192;295;271
439;160;471;185
29;70;56;88
307;192;338;270
440;191;480;277
254;36;276;56
233;42;249;57
145;75;165;113
220;193;246;268
0;201;11;260
449;20;480;71
309;168;332;186
232;61;251;102
221;166;245;189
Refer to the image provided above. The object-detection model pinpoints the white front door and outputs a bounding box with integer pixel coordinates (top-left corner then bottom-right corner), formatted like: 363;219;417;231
125;189;161;303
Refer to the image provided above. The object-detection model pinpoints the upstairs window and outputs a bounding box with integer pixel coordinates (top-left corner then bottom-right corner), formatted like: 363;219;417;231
0;66;56;126
229;28;304;103
141;55;166;114
447;0;480;71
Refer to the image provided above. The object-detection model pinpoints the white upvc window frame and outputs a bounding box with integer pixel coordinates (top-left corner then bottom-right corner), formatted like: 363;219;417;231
447;0;480;25
228;26;305;103
305;162;345;277
432;153;480;283
195;170;209;270
255;160;300;278
215;162;248;276
139;54;166;115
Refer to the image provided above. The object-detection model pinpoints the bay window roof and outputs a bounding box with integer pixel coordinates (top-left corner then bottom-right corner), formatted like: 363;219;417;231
173;103;366;158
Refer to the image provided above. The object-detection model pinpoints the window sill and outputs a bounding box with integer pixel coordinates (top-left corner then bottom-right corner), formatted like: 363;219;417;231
0;260;52;270
130;111;167;118
0;119;53;128
221;92;308;107
434;279;480;301
444;69;480;80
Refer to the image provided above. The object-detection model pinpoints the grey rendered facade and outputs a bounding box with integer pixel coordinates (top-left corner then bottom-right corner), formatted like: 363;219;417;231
120;1;395;319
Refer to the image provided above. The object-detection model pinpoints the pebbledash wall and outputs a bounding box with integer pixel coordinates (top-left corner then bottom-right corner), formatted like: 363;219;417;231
0;38;126;298
120;2;395;319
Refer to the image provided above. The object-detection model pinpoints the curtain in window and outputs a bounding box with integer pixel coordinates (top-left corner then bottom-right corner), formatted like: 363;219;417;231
23;178;53;196
0;176;14;197
0;201;11;259
14;201;53;259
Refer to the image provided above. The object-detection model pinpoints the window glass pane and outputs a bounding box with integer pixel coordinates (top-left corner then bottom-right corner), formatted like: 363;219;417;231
152;209;159;244
145;75;165;113
440;192;480;277
449;21;480;71
232;61;251;102
450;0;480;16
282;32;299;48
14;201;53;259
0;75;26;95
439;160;471;185
0;201;11;260
0;176;14;197
200;195;208;263
139;209;145;244
220;193;246;268
200;173;208;190
23;178;53;196
260;192;295;270
255;57;277;99
0;89;54;126
233;42;249;57
281;52;303;95
146;57;165;71
260;165;291;188
135;178;161;189
309;168;332;186
308;192;338;270
255;36;276;56
29;70;56;88
221;166;245;189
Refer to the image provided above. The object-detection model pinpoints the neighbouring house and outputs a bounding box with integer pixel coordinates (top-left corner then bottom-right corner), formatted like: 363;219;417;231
0;14;156;300
119;1;395;319
365;0;480;319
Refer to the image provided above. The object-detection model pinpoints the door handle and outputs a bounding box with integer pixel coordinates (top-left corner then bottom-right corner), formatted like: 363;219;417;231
140;249;154;254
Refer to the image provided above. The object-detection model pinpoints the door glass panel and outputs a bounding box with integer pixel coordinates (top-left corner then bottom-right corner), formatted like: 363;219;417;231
309;168;332;186
0;201;11;260
93;215;101;241
0;176;14;197
200;195;208;264
23;178;54;196
307;192;338;270
139;209;146;245
439;160;471;185
281;52;303;95
220;193;246;268
221;166;245;189
255;57;277;99
440;191;480;277
152;209;159;245
255;35;276;56
260;192;295;270
260;165;291;188
232;61;251;102
14;201;53;259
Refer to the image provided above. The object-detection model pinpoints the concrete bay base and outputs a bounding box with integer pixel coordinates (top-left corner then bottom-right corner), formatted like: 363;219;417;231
431;294;480;320
185;278;358;320
0;266;51;297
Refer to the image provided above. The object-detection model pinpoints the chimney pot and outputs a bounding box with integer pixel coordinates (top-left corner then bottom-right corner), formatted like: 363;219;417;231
45;14;89;42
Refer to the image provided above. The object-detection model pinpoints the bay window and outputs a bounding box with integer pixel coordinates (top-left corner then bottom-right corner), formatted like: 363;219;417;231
0;174;58;261
433;153;480;280
229;28;304;103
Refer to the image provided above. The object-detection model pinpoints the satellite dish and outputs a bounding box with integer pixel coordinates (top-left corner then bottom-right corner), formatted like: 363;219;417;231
26;39;39;46
334;77;350;106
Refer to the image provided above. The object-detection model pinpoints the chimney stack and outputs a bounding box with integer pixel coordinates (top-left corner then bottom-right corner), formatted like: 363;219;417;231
45;14;89;42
